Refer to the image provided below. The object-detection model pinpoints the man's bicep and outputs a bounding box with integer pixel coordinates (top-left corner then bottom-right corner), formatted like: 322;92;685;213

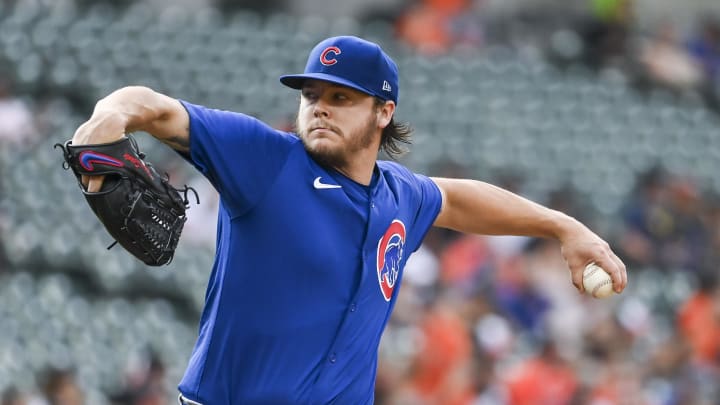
430;177;451;229
428;177;477;231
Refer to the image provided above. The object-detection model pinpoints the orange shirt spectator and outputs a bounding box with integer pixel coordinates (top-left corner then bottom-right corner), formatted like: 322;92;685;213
504;343;578;405
395;4;451;55
426;0;469;17
409;303;475;405
677;286;720;364
439;234;490;285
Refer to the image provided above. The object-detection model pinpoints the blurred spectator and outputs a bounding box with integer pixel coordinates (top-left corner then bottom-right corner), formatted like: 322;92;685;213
618;166;669;269
439;234;490;289
180;173;219;250
502;341;578;405
686;17;720;109
584;357;646;405
467;353;506;405
686;17;720;84
403;243;440;290
395;0;485;54
583;310;636;374
578;0;635;69
701;193;720;270
395;0;453;54
492;253;549;337
1;386;27;405
466;297;513;361
524;238;585;358
546;184;588;223
677;272;720;366
30;367;84;405
0;79;37;149
660;178;708;272
638;21;703;93
405;294;476;405
110;350;167;405
646;332;719;405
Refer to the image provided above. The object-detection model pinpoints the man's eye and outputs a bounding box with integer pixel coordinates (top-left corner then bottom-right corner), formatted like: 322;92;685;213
303;92;317;100
334;93;348;100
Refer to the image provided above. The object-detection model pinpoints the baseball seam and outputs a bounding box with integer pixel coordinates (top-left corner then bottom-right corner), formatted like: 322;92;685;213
584;265;600;278
584;264;613;297
591;279;613;297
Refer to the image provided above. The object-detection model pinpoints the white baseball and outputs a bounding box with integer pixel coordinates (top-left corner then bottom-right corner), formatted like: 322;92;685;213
583;263;614;298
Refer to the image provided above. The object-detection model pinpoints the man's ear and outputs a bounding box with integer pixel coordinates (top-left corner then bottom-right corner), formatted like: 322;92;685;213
377;101;395;129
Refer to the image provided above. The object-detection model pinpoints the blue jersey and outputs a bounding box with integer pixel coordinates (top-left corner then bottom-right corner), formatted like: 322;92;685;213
177;101;443;405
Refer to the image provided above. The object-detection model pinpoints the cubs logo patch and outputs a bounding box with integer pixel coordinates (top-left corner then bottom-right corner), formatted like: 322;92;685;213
78;151;124;171
320;46;341;66
376;219;406;301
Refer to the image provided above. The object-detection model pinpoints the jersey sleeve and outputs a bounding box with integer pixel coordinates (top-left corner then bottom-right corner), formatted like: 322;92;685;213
179;100;297;217
406;172;443;253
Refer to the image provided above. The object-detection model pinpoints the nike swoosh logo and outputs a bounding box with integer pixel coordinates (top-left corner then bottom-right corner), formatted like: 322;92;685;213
313;176;342;189
78;151;125;171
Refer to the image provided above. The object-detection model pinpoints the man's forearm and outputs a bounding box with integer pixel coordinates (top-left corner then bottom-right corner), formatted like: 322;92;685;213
431;177;580;239
94;86;165;132
74;86;190;152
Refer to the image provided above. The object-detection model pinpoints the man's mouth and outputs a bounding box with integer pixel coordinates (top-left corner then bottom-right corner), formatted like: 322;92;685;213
310;126;336;134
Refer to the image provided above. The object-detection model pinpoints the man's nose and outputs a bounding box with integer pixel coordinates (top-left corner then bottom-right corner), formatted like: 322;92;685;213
313;99;329;117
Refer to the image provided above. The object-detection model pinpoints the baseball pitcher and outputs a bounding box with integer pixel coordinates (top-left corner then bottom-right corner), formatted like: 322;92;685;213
67;36;627;405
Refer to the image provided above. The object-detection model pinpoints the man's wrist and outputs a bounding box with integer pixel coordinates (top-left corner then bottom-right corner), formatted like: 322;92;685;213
549;210;582;242
89;110;128;140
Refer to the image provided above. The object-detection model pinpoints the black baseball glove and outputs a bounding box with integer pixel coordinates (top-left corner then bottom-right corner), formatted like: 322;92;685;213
55;136;198;266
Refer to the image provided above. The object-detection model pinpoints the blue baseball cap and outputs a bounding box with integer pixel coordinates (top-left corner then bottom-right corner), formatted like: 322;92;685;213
280;36;399;105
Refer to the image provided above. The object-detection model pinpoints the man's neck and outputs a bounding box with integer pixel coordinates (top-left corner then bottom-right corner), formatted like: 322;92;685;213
335;141;384;185
333;157;377;186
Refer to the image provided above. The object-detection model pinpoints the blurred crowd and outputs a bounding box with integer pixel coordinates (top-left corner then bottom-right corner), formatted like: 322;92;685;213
393;0;720;114
1;353;166;405
2;0;720;404
576;0;720;112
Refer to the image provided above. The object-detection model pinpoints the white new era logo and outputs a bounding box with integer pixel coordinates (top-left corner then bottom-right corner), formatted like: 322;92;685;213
382;80;392;92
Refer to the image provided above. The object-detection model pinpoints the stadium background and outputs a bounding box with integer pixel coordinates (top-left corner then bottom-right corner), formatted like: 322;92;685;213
1;0;720;404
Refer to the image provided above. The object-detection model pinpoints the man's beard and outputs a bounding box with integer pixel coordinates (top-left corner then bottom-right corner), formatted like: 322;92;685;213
296;115;377;169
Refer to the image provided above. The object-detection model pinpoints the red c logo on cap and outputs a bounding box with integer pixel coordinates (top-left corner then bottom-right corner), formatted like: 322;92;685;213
320;46;341;66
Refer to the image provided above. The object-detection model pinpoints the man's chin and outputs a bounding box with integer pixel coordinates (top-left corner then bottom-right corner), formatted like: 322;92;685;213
304;143;346;168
